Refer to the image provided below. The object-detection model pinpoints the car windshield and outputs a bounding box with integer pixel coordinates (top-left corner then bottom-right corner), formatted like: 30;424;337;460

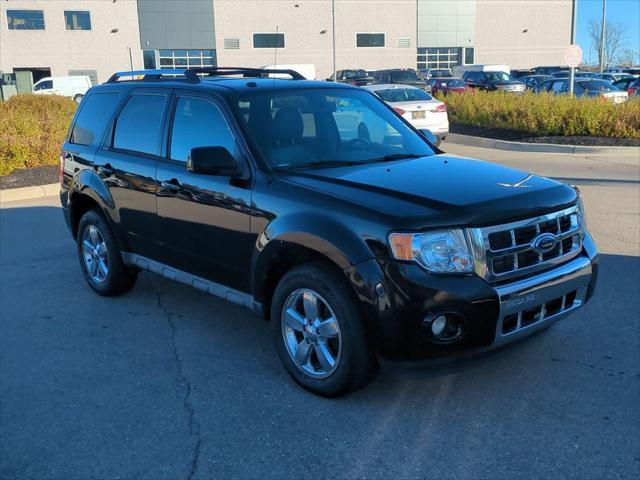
577;80;620;91
431;70;452;77
375;88;432;102
484;72;512;82
343;70;367;79
235;88;434;169
391;71;420;82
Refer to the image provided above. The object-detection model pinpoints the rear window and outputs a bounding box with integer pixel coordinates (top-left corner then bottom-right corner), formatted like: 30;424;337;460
375;88;432;102
577;80;620;92
113;94;167;156
343;70;367;79
390;70;419;82
70;92;119;146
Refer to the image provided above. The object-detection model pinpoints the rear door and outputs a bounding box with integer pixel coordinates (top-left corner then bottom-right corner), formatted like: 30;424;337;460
154;91;254;291
96;88;171;255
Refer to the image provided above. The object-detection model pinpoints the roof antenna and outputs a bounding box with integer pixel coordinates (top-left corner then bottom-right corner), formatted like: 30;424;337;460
272;25;279;87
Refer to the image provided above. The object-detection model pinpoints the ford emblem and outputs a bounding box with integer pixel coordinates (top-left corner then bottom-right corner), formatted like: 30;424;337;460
531;232;557;254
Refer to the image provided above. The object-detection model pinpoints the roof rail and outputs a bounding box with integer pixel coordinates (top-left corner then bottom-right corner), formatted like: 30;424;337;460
185;67;306;81
105;67;306;84
106;69;188;83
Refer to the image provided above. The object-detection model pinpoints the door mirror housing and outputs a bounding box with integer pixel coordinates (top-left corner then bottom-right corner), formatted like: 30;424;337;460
187;146;240;176
418;129;440;146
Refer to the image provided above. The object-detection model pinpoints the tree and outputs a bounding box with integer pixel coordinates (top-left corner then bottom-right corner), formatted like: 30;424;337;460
587;20;626;69
618;48;639;66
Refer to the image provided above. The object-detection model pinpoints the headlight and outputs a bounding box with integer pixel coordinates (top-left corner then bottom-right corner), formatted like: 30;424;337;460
389;230;473;273
577;195;587;231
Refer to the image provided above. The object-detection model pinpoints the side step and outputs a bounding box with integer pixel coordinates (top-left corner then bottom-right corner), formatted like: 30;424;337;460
122;253;262;315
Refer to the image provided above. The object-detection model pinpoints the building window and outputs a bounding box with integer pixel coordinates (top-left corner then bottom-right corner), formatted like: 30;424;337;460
464;47;474;65
64;11;91;30
253;33;285;49
7;10;45;30
158;50;216;69
417;47;462;70
143;51;157;69
357;33;385;48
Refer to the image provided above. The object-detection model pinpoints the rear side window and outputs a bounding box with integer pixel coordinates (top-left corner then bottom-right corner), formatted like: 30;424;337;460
170;97;239;162
70;92;119;146
113;94;167;156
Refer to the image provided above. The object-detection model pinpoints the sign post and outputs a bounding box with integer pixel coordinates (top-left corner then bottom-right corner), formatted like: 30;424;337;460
565;44;583;97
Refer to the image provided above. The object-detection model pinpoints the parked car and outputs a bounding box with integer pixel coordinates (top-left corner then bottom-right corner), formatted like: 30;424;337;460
371;69;431;92
534;78;628;102
364;83;448;144
518;75;553;90
428;68;453;78
532;66;565;75
327;69;372;86
627;78;640;96
594;73;635;82
32;75;92;103
427;77;468;94
462;71;526;92
453;64;510;77
60;67;598;396
604;66;640;76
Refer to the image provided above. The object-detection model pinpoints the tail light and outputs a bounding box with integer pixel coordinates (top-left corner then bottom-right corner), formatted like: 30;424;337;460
629;86;637;96
393;107;406;116
59;154;65;184
431;103;447;113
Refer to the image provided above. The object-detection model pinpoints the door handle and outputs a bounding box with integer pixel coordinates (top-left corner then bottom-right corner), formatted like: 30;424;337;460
96;164;113;176
161;179;181;192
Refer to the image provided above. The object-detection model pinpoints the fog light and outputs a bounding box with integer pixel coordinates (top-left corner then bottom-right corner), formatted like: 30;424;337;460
431;315;447;336
424;312;464;343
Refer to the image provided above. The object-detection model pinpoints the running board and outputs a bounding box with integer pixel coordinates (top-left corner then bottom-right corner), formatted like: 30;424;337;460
121;253;262;315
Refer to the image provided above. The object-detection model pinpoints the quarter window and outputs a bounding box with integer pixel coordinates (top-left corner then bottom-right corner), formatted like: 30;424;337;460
64;11;91;30
70;93;120;146
113;95;167;156
253;33;285;49
356;33;385;48
7;10;44;30
170;98;238;162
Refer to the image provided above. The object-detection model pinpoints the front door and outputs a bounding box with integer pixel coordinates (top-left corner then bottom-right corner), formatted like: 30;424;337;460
154;92;254;292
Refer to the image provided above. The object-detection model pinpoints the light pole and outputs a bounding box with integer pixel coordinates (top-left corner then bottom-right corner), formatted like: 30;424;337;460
569;0;577;96
332;0;336;82
599;0;607;73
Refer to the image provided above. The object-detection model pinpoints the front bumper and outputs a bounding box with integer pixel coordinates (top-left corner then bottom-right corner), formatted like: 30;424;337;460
348;233;598;359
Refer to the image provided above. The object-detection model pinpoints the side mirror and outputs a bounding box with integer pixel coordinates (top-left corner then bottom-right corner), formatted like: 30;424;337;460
187;146;240;176
419;129;440;146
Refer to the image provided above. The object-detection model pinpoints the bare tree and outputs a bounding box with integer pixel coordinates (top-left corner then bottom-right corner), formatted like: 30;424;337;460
588;20;626;69
618;48;640;66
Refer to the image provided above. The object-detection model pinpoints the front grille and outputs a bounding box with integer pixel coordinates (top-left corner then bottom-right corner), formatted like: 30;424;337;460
501;290;578;335
474;206;582;282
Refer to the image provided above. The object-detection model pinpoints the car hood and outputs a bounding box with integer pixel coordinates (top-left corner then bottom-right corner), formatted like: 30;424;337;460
280;154;577;228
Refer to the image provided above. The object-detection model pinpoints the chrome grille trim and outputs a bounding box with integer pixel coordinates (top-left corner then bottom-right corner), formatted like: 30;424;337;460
467;205;582;283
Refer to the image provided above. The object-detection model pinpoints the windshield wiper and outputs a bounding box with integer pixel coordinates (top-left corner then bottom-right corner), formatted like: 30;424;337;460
362;153;425;164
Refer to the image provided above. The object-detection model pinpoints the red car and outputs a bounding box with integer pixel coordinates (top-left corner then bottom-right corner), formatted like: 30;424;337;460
429;77;468;94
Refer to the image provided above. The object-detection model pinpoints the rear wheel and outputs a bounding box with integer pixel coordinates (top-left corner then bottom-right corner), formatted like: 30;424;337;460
76;209;137;296
271;263;378;396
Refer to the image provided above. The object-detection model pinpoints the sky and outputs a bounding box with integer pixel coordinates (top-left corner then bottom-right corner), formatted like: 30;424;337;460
576;0;640;65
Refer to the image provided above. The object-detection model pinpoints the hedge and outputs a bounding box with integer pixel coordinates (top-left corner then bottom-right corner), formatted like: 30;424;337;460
436;90;640;138
0;94;76;176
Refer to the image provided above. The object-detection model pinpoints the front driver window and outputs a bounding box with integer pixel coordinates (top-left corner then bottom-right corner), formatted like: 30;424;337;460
34;80;52;91
170;97;239;162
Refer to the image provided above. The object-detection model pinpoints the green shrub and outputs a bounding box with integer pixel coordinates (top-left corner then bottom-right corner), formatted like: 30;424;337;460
0;94;76;176
436;90;640;138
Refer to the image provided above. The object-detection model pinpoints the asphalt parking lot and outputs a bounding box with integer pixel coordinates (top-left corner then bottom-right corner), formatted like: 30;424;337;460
1;144;639;479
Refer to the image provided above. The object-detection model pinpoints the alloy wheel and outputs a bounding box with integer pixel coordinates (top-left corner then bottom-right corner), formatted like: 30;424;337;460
81;225;109;284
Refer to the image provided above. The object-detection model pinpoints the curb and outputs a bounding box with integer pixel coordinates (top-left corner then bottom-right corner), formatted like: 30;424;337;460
447;133;640;157
0;183;59;203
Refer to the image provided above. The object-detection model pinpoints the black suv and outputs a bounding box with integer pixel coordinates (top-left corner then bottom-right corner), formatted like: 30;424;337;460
326;69;372;86
371;69;432;92
60;67;598;396
463;71;525;92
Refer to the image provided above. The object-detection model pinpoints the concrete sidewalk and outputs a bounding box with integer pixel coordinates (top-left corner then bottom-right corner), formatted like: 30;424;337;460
0;183;59;203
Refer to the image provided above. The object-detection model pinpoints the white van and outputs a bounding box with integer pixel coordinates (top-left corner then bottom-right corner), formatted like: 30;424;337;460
261;64;316;80
32;76;92;103
452;64;510;77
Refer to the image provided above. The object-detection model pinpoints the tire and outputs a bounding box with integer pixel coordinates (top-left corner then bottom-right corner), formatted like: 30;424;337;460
271;263;378;396
73;94;83;104
76;209;137;296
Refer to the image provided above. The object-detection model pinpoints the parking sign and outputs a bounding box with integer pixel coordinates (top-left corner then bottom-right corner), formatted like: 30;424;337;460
565;44;583;68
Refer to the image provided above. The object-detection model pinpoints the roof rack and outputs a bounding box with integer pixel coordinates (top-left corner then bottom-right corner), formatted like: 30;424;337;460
106;67;305;84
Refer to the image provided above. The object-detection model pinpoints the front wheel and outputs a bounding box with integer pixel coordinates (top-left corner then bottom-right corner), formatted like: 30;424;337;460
76;209;137;296
271;263;378;396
